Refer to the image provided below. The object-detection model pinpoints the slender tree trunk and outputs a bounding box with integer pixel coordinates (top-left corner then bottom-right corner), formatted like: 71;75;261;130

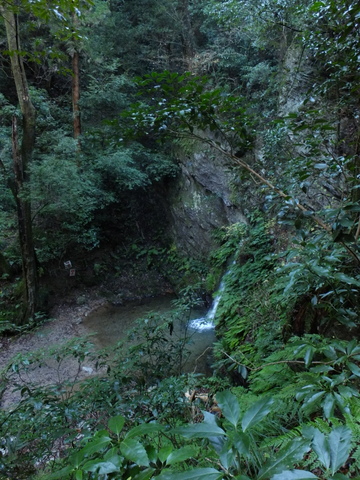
1;6;38;323
72;50;81;142
12;117;38;322
72;13;81;146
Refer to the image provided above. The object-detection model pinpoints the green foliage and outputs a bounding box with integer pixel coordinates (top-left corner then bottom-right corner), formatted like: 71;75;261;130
305;0;360;97
54;390;357;479
0;308;197;478
124;70;254;154
209;217;284;375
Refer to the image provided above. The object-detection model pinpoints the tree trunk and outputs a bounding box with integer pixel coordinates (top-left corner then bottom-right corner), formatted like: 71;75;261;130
72;50;81;142
178;0;196;68
72;13;81;146
1;6;39;324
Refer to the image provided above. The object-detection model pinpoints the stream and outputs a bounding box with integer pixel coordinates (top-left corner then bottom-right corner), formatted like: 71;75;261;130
82;295;216;375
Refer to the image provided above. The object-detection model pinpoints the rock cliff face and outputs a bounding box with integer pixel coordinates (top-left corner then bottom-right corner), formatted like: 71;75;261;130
167;149;247;258
166;44;333;259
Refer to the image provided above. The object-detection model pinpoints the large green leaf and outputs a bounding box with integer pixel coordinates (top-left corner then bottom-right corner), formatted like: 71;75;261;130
257;439;310;480
311;429;330;469
166;446;197;466
108;415;125;436
154;468;223;480
216;390;241;428
120;438;150;467
82;460;119;474
271;470;318;479
174;423;226;439
241;397;274;432
329;426;352;475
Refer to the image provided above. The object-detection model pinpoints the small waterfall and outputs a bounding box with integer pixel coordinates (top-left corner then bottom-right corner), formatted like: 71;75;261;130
189;278;227;331
189;260;236;331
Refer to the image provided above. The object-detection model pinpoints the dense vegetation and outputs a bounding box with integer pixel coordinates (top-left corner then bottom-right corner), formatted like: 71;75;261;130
1;0;360;478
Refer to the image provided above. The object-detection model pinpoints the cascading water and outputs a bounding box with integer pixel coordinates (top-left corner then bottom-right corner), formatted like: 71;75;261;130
189;264;234;331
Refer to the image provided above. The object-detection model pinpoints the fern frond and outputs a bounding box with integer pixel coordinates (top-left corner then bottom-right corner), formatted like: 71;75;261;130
262;426;303;449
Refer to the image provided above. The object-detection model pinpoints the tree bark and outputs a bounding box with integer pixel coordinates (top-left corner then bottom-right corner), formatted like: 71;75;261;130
1;6;39;323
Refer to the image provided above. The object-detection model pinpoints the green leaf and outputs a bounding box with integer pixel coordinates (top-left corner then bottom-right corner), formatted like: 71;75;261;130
329;426;352;475
302;391;325;410
333;272;360;286
234;432;251;456
120;438;150;467
322;393;336;419
311;429;330;469
304;347;314;368
133;468;156;480
154;468;223;480
126;423;165;439
104;447;123;467
75;471;83;480
80;435;112;457
159;445;173;463
44;466;74;479
347;362;360;377
310;365;334;373
258;439;310;480
166;446;197;466
83;460;119;474
272;470;318;479
108;415;125;436
203;411;218;425
216;390;241;427
329;474;352;480
174;423;226;439
241;396;274;432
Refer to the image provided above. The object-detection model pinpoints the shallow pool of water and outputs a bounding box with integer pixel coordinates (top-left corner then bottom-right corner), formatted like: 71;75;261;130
82;295;215;375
